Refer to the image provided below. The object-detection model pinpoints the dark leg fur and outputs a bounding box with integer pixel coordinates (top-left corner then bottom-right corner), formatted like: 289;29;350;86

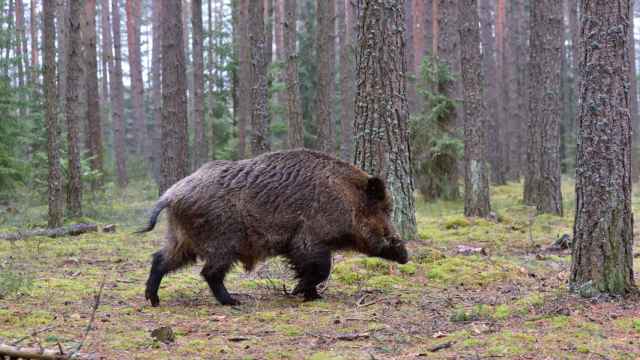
290;251;331;301
201;262;239;306
145;251;177;307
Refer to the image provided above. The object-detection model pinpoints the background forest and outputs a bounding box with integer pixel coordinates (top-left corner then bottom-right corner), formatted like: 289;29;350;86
1;0;640;359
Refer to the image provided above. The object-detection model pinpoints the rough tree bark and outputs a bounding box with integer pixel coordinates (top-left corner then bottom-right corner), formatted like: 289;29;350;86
82;0;104;190
570;0;635;295
237;0;250;158
435;0;461;199
338;0;354;161
111;0;128;187
100;0;111;104
150;0;162;181
523;0;563;215
316;0;336;154
126;0;148;160
29;0;38;86
492;0;507;185
65;0;84;218
284;0;303;148
478;0;500;185
248;0;270;156
160;0;189;194
15;0;25;113
192;0;209;167
354;0;417;240
459;0;490;217
43;0;64;228
57;0;69;110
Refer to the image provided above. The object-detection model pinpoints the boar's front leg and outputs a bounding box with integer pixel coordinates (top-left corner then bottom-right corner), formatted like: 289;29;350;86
201;261;239;306
290;249;331;301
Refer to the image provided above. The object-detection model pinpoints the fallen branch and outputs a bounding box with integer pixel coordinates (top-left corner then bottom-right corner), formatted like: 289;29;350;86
68;275;106;359
0;344;68;360
0;224;98;241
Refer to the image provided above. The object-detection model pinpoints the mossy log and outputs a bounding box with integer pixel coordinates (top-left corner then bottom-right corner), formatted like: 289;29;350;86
0;344;69;360
0;224;98;241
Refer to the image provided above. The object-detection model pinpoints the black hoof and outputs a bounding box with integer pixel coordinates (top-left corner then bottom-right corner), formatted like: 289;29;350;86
303;290;321;302
218;296;241;306
145;290;160;307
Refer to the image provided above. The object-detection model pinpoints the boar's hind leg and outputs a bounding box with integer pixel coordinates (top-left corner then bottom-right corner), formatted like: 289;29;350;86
201;261;239;306
290;250;331;301
145;250;194;307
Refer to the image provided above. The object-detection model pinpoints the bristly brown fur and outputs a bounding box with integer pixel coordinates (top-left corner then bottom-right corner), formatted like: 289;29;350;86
142;148;408;306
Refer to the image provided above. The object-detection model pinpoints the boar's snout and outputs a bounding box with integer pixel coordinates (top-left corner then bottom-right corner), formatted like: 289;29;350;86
378;237;409;264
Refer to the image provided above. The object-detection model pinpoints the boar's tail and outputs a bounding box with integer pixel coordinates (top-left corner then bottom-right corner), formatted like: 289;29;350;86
134;198;170;234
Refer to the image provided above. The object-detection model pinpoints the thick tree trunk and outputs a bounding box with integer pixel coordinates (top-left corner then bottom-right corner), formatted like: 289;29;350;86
66;0;84;218
56;0;69;110
354;0;417;240
82;0;104;190
248;0;270;156
459;0;490;218
43;0;64;228
338;0;354;161
15;0;26;113
570;0;635;295
150;0;162;182
100;0;111;104
629;1;640;182
523;0;563;215
237;0;250;158
160;0;189;194
274;0;286;117
29;0;38;86
478;0;500;185
126;0;148;160
435;0;460;199
110;0;128;187
316;0;336;154
192;0;208;167
493;0;507;185
284;0;303;149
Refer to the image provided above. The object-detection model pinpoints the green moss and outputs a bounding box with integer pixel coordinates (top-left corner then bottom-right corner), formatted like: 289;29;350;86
549;315;570;329
444;216;471;230
412;248;445;264
633;319;640;332
493;304;510;320
308;352;345;360
425;256;519;287
365;275;404;290
274;324;304;337
486;331;535;357
360;258;389;273
398;263;417;275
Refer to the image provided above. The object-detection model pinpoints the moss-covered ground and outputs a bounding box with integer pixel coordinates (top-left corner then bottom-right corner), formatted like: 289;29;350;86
1;180;640;359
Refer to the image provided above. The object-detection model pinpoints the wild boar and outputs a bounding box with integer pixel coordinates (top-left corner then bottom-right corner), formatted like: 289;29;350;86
137;149;408;306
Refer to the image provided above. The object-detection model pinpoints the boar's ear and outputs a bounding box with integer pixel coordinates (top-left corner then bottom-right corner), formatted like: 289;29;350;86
366;176;387;202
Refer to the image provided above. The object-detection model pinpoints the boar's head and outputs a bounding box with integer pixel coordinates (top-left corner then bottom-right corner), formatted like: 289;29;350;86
358;177;409;264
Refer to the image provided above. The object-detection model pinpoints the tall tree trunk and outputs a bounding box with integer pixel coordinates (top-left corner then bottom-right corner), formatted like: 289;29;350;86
629;0;640;182
435;0;461;199
237;0;250;158
192;0;208;167
338;0;354;161
15;0;26;112
248;0;270;155
160;0;189;194
315;0;336;154
523;0;563;215
100;0;110;103
43;0;64;227
459;0;490;218
82;0;104;190
265;0;273;148
274;0;286;117
125;0;148;160
56;0;69;110
284;0;303;148
479;0;500;185
354;0;417;240
493;0;507;185
150;0;162;182
570;0;635;295
29;0;38;86
111;0;128;187
66;0;83;218
3;0;14;78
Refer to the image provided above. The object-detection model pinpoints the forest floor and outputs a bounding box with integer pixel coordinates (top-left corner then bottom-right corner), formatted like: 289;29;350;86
0;180;640;359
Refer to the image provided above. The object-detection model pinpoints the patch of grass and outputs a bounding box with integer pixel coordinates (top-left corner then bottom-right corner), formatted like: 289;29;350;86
308;352;345;360
365;275;405;290
486;331;536;357
411;247;445;264
274;324;304;337
0;267;33;299
425;255;521;287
